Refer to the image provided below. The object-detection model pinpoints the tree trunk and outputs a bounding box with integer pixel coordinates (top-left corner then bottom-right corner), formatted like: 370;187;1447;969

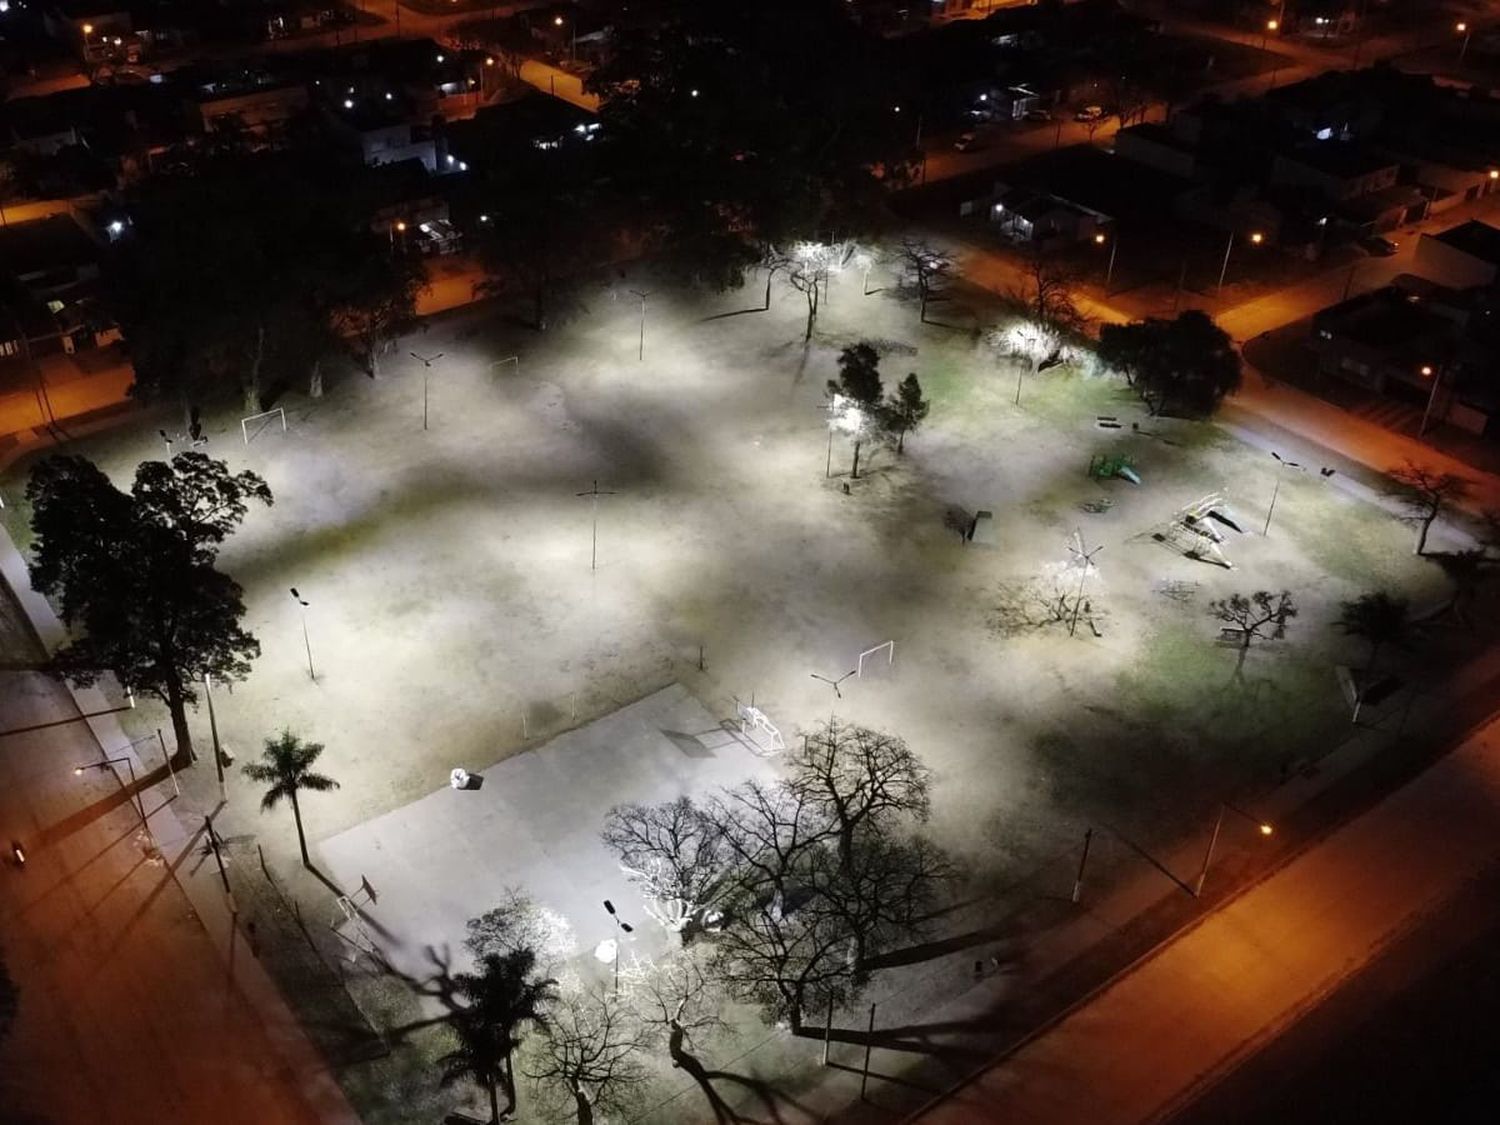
163;673;195;765
668;1025;731;1124
851;439;862;480
764;270;773;311
243;321;266;413
571;1083;594;1125
309;357;324;399
803;294;816;341
1416;513;1435;556
291;790;310;868
897;426;906;454
487;1078;502;1125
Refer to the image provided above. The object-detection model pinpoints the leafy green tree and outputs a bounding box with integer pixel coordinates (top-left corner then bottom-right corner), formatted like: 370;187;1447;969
26;453;271;760
884;373;929;454
828;343;884;479
241;730;340;868
1335;592;1411;671
441;949;557;1123
1099;310;1241;418
330;249;426;383
115;154;412;412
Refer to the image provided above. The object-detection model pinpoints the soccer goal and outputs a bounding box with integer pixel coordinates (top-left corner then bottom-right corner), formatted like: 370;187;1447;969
489;356;520;376
735;698;787;755
856;641;895;678
240;406;287;445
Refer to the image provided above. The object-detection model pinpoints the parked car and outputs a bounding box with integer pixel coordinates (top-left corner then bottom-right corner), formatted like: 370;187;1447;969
954;132;981;152
1074;105;1104;122
1023;108;1052;123
1359;235;1399;256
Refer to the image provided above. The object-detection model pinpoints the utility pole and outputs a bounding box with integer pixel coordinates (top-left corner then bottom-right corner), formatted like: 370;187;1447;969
629;289;649;361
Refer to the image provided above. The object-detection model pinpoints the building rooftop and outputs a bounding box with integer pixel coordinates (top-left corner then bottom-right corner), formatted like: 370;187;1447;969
0;215;100;283
1432;220;1500;265
1278;141;1394;179
1313;284;1457;358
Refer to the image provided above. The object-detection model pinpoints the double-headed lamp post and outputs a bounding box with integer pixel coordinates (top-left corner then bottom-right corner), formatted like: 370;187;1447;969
1263;450;1302;536
74;756;153;846
601;900;634;994
1195;803;1273;897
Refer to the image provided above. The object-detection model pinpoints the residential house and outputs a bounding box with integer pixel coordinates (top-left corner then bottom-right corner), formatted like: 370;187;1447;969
0;213;117;362
1415;220;1500;289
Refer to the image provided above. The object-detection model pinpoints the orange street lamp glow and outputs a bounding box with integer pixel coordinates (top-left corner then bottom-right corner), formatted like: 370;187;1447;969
1250;231;1264;244
1267;19;1278;31
1490;169;1499;180
82;22;93;34
1457;22;1468;32
1094;232;1107;244
1259;823;1274;836
555;15;564;24
395;221;407;232
1421;364;1434;377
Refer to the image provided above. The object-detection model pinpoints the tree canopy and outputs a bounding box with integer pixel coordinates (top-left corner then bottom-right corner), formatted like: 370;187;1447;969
113;152;419;410
26;453;271;759
587;0;913;289
1099;310;1242;418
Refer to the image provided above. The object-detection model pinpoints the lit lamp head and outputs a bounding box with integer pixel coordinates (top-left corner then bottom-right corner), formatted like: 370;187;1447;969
1267;18;1278;31
1094;232;1107;245
82;22;93;34
1249;231;1264;245
1457;21;1468;33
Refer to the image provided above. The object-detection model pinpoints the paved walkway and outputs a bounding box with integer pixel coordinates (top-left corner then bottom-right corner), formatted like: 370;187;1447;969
0;533;359;1124
909;710;1500;1124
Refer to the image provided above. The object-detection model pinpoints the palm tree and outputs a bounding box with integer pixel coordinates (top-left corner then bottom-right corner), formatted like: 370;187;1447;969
241;730;340;868
440;949;557;1123
1335;591;1411;671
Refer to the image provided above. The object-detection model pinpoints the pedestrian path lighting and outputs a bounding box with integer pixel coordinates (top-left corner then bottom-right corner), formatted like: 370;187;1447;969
1195;803;1273;897
1263;450;1303;536
75;756;153;847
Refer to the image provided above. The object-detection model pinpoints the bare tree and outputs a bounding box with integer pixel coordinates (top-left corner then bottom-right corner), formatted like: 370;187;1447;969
707;885;858;1034
1389;461;1469;556
786;720;931;869
1209;590;1297;674
526;987;651;1125
810;832;953;970
893;239;953;323
636;949;731;1119
706;779;830;904
601;798;729;937
1019;250;1085;339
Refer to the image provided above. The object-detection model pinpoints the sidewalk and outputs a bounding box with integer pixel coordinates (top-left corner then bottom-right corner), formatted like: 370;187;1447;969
0;529;360;1124
908;710;1500;1124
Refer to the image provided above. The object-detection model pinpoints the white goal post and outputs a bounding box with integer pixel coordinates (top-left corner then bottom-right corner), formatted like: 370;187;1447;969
240;407;287;445
489;356;520;375
857;641;895;678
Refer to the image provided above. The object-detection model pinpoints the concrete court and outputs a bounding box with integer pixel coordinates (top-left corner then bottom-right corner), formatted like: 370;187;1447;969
318;683;780;986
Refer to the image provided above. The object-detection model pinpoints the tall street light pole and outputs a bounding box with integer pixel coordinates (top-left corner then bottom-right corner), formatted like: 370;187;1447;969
1419;362;1446;436
1066;529;1102;638
1217;230;1262;293
1457;21;1472;63
289;587;316;681
410;351;444;431
74;756;153;847
629;289;648;361
575;480;617;572
1195;803;1273;897
1263;450;1302;536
